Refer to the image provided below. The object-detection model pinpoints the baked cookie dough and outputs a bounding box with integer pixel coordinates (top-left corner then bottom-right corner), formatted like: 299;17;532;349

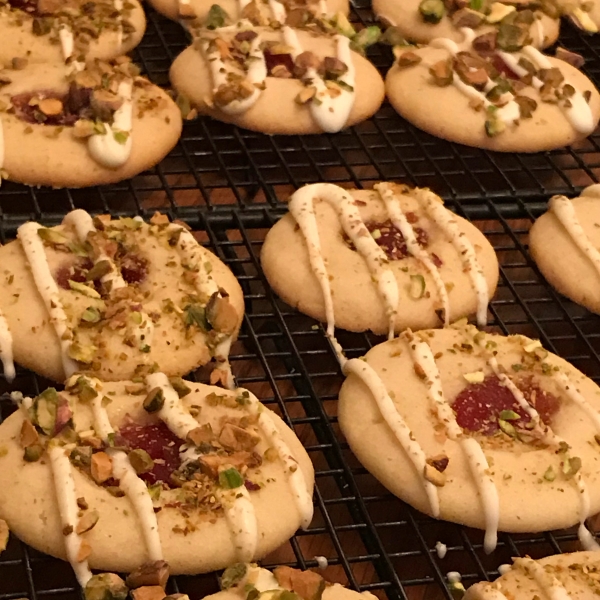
374;0;559;49
529;185;600;315
260;182;498;337
465;552;600;599
338;322;600;553
147;0;348;25
169;25;385;134
386;29;600;152
0;58;182;188
204;563;377;600
0;210;244;384
0;376;314;580
0;0;146;64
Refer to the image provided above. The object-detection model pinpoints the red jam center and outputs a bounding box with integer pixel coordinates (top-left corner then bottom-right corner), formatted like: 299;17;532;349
118;422;182;485
119;254;148;284
55;258;94;290
452;375;560;435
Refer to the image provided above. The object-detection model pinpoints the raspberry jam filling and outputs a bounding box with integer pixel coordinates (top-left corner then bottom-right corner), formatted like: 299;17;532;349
118;421;182;485
346;218;442;264
11;89;90;127
452;375;560;436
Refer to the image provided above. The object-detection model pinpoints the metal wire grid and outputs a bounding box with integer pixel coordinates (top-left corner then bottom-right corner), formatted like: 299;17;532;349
2;200;600;600
0;2;600;222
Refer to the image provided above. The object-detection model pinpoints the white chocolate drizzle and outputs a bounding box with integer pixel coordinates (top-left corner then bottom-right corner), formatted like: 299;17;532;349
547;195;600;281
88;80;134;168
109;450;163;560
216;484;257;561
89;392;163;560
0;309;14;382
376;182;450;325
405;332;499;553
416;188;489;326
114;0;124;47
17;222;79;378
513;557;571;600
173;226;236;388
282;27;356;133
343;357;440;516
496;46;595;134
48;444;93;586
288;183;399;340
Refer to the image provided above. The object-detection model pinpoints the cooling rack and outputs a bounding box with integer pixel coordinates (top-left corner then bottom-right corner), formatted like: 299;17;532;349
2;2;600;600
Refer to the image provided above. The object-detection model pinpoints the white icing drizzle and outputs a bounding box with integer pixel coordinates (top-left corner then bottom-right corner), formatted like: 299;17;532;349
48;444;93;586
375;182;450;326
59;27;75;62
146;372;199;438
216;484;257;561
173;227;235;388
17;222;79;378
405;332;499;553
0;309;15;382
89;393;163;560
63;210;127;290
496;46;595;134
88;81;134;168
288;183;399;340
114;0;124;47
342;357;440;517
267;0;287;22
416;189;489;326
244;389;314;528
513;557;571;600
282;27;355;133
109;450;163;560
203;35;266;115
554;371;600;432
548;195;600;281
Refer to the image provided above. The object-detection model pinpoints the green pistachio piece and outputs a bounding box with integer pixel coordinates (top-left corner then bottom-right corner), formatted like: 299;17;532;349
84;573;128;600
448;582;466;600
381;26;409;46
498;418;517;438
408;274;426;299
68;342;97;364
86;260;112;282
68;280;101;299
37;227;68;246
118;217;142;230
81;306;102;324
34;388;59;435
543;465;556;481
69;446;93;468
419;0;446;23
143;387;165;413
76;509;99;534
147;483;162;501
353;26;381;50
496;21;529;51
334;12;356;37
184;303;209;330
221;563;248;590
68;240;90;257
23;444;44;462
169;377;191;398
218;467;244;489
484;116;506;137
205;4;229;28
564;456;582;479
499;409;520;421
128;449;154;474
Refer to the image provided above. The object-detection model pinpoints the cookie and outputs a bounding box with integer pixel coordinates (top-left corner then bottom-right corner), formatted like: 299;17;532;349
465;552;600;599
260;182;498;337
529;185;600;316
374;0;559;49
0;210;244;384
0;375;314;580
204;563;378;600
169;25;385;134
338;322;600;553
386;30;600;152
147;0;348;25
0;58;182;188
0;0;146;64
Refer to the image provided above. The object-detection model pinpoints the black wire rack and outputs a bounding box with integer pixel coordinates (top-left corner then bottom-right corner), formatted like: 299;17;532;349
2;2;600;600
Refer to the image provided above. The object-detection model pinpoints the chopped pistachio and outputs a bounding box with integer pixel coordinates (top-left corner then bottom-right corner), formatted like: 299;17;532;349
143;387;165;413
334;12;356;37
543;465;556;481
426;454;449;472
169;377;191;398
205;3;229;28
91;452;113;483
23;444;44;462
81;306;102;324
68;342;97;364
218;467;244;489
84;573;128;600
34;388;58;435
463;371;485;384
183;303;209;330
570;7;598;32
126;560;170;589
76;509;99;534
221;563;248;590
381;26;410;46
68;280;101;299
128;449;154;474
37;227;68;246
86;260;112;282
486;2;516;22
499;409;520;421
498;418;517;438
397;51;422;68
424;463;446;486
564;456;582;479
408;274;426;299
352;26;381;51
70;446;93;468
429;59;453;86
147;483;162;501
419;0;446;23
20;419;40;448
496;21;529;51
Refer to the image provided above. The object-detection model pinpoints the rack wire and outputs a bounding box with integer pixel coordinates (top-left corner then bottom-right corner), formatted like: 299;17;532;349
2;2;600;600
